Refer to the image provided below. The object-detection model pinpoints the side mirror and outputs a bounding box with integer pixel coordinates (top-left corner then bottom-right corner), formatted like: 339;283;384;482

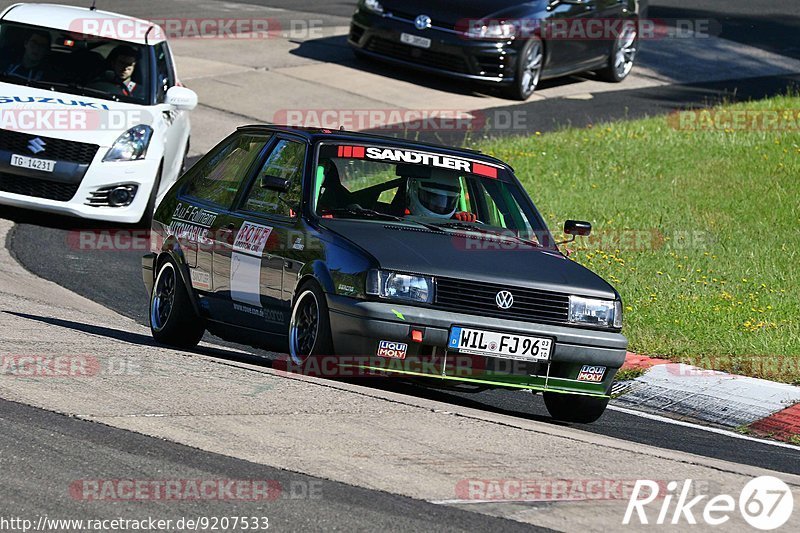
260;175;290;192
564;219;592;237
557;219;591;247
165;86;198;111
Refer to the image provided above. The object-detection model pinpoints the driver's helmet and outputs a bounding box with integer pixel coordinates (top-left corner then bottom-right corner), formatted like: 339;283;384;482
407;173;460;218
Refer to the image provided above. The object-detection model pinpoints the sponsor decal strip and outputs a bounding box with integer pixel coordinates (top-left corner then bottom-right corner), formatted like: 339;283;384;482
333;145;500;178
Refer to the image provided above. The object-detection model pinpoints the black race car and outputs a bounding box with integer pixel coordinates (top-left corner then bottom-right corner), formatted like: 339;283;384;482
142;126;627;423
349;0;646;99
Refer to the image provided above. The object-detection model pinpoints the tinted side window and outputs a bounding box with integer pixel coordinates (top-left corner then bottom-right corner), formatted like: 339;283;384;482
154;42;175;103
184;134;270;208
242;140;306;217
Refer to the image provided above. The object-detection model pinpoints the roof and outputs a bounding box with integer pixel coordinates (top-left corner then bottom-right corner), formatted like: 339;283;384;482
236;124;510;168
0;3;166;45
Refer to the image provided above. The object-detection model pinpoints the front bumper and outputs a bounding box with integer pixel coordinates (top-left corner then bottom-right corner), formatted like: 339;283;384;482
349;11;520;83
0;148;163;224
327;294;628;397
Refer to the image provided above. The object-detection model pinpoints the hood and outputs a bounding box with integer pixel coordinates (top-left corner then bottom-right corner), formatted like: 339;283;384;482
380;0;542;26
323;219;617;300
0;81;159;147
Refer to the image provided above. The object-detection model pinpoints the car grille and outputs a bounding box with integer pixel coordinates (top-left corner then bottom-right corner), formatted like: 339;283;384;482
365;37;470;74
435;277;571;324
349;23;365;43
0;171;80;201
0;129;99;164
391;11;458;32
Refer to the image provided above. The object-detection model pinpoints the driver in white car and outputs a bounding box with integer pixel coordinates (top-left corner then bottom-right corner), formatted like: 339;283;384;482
2;30;51;82
105;44;140;97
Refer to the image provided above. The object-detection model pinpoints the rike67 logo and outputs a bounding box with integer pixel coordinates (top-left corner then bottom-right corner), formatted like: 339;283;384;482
624;476;794;529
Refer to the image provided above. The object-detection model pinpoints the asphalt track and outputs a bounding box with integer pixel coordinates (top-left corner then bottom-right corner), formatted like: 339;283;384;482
2;1;800;528
5;206;800;477
0;397;546;532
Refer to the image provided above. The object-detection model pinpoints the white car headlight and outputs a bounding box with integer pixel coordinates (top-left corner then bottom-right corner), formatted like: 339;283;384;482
103;125;153;162
466;20;517;39
569;296;623;329
363;0;384;14
367;270;434;304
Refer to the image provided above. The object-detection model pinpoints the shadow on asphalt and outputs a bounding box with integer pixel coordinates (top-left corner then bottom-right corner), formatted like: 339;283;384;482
2;310;560;425
649;5;800;61
6;311;800;475
1;310;275;369
289;34;590;102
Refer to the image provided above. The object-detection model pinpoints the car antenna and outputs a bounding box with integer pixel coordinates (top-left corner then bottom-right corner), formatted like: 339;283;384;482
90;1;97;11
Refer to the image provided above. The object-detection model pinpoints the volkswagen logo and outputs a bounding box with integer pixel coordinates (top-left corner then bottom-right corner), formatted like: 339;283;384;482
414;14;431;31
28;137;46;154
496;290;514;310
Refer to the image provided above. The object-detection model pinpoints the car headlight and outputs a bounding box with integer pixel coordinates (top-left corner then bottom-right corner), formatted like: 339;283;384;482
362;0;384;14
366;270;434;304
569;296;623;329
466;20;517;39
103;125;153;162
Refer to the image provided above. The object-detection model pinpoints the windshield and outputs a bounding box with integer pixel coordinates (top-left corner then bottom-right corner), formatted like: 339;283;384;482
0;21;151;105
313;143;554;248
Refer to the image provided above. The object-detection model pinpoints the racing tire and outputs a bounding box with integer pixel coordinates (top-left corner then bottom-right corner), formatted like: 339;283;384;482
149;257;206;349
543;392;609;424
289;281;334;364
597;20;638;82
504;36;544;101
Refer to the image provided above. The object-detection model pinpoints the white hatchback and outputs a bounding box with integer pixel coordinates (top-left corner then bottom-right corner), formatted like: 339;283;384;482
0;3;198;224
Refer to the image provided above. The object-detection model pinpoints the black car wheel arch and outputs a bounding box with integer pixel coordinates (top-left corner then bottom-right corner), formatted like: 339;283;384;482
149;255;206;348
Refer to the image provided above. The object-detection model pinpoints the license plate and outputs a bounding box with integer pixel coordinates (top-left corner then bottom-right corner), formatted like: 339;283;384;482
11;154;55;173
448;326;553;362
400;33;431;49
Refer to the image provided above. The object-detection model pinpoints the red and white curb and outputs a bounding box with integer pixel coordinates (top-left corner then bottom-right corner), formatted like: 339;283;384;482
611;353;800;443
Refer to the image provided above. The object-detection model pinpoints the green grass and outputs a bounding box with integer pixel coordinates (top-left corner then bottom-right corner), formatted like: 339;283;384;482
476;95;800;382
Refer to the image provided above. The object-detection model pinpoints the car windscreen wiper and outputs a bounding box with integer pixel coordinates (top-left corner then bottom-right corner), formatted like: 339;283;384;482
320;205;445;232
320;205;406;221
431;221;542;247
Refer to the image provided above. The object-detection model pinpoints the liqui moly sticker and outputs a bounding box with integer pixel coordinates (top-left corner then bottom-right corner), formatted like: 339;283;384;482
577;365;606;382
233;222;273;255
377;340;407;360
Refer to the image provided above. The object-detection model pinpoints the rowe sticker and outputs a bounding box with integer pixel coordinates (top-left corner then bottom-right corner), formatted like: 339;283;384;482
233;222;273;255
577;365;606;382
377;341;408;360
